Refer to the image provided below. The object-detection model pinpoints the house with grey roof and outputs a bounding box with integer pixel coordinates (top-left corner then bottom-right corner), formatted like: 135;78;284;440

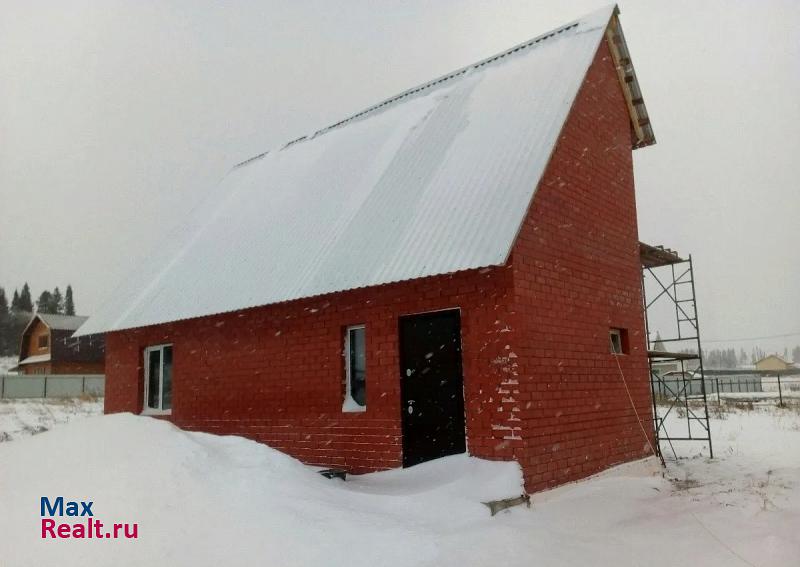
16;313;104;375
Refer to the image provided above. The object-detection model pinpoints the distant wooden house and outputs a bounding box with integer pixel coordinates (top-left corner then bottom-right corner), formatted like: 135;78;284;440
755;355;793;372
15;314;104;375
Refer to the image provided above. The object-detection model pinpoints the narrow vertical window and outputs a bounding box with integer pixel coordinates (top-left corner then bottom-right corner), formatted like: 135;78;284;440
162;345;173;410
144;344;173;414
147;348;161;409
343;325;366;412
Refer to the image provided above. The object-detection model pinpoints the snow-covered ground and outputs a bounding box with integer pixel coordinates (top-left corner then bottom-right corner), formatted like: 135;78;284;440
0;355;19;374
0;401;797;566
0;397;103;441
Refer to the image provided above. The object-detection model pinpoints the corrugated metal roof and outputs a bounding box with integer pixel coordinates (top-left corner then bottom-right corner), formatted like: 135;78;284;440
77;5;639;336
37;314;89;331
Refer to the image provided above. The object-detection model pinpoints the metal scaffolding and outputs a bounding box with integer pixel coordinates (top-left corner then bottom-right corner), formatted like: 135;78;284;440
640;243;713;460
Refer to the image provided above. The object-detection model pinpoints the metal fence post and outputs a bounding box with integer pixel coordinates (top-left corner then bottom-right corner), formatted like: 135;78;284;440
716;378;720;404
777;374;783;406
43;374;47;398
82;375;86;395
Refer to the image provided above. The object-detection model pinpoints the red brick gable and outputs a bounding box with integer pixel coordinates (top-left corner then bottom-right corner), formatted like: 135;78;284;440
506;39;654;491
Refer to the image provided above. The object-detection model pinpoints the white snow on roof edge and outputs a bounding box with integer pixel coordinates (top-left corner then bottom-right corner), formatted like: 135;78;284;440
76;5;617;337
17;354;52;365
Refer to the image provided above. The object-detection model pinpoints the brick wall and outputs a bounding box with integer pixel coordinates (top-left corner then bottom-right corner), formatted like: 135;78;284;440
105;266;516;473
507;40;655;492
104;37;654;492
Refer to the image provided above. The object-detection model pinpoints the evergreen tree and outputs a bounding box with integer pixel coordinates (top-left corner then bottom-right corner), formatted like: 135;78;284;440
10;289;20;311
0;288;8;317
729;348;738;368
0;287;8;355
652;332;665;351
64;285;75;316
52;287;64;314
739;348;748;366
6;310;31;357
792;345;800;364
18;283;33;312
36;291;55;314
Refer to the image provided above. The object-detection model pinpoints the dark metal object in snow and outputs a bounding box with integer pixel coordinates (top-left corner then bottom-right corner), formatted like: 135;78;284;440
318;468;347;480
482;494;531;516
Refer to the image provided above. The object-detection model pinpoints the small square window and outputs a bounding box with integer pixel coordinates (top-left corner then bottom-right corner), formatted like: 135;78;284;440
610;328;628;354
343;325;366;412
38;335;49;349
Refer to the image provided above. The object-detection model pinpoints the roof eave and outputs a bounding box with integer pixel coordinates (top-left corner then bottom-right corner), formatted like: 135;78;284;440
17;354;52;366
604;7;656;149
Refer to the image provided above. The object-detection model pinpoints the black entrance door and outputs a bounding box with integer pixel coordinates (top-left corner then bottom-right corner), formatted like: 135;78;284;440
399;310;466;467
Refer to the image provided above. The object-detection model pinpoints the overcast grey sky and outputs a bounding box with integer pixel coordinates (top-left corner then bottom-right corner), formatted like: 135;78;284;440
1;0;798;353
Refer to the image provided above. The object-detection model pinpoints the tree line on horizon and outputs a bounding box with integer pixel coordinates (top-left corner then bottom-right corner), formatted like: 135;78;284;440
0;283;78;357
701;346;800;369
674;345;800;369
654;332;800;369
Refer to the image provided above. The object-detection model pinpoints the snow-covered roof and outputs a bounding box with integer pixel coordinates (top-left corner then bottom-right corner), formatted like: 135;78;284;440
36;314;89;331
76;4;653;336
17;354;51;366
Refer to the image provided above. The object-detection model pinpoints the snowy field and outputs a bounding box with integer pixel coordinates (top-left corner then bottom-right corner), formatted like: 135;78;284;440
0;355;18;374
0;397;103;441
0;401;797;566
716;391;800;402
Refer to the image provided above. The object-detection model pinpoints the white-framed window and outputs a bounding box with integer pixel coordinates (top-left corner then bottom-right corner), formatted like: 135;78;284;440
343;325;366;412
143;344;173;415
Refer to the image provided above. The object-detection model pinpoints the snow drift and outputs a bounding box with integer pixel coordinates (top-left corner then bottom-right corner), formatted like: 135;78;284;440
1;407;799;567
0;413;522;567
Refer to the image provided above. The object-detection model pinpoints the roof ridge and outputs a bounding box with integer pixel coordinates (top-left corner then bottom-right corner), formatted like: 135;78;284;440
232;13;597;170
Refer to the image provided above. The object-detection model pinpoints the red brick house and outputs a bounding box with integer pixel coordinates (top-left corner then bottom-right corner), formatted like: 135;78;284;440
77;6;658;492
16;313;105;375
